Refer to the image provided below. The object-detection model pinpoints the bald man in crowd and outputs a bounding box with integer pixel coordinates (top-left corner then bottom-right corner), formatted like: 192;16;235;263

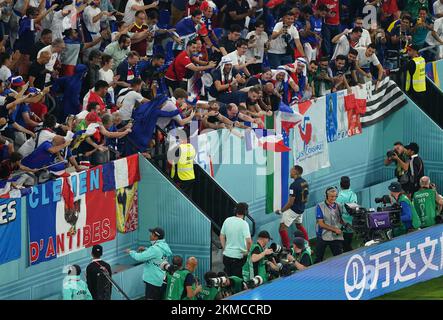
165;256;202;300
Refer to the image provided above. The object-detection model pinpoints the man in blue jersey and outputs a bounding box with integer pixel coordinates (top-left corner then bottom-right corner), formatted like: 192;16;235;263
276;165;309;249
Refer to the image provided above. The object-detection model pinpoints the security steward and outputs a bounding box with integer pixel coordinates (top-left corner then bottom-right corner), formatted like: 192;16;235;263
170;131;196;197
242;231;276;284
165;256;202;300
405;44;426;106
314;187;345;263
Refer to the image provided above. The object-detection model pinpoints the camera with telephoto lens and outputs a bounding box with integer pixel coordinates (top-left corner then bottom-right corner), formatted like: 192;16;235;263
375;195;392;205
245;275;264;289
208;276;229;288
386;149;398;158
160;261;179;275
266;243;296;278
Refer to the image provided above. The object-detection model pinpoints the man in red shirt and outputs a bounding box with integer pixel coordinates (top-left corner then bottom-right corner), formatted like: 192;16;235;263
130;10;150;57
83;80;109;113
315;0;340;58
165;40;216;93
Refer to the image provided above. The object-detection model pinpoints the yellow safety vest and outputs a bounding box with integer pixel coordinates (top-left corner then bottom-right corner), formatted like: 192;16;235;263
406;56;426;93
171;143;196;181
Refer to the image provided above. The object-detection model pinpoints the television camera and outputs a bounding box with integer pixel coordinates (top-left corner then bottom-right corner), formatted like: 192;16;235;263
344;196;401;246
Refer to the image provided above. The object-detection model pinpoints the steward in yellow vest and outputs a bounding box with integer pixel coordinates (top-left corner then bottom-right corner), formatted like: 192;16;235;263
170;136;196;196
405;44;426;105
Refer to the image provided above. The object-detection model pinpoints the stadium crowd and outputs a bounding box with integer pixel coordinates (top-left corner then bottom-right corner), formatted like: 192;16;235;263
1;0;443;193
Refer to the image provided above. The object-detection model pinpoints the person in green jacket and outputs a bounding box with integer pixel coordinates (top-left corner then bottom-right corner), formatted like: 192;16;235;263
413;176;443;228
165;256;202;300
198;271;221;300
388;182;421;236
125;227;172;300
63;265;93;300
242;230;278;284
336;176;358;252
288;237;313;270
217;272;247;298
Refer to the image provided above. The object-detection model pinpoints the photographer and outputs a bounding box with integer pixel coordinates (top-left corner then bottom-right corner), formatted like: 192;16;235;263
413;176;443;228
217;271;246;298
242;231;278;284
199;271;221;300
287;237;313;271
314;187;345;263
165;256;202;300
384;141;410;192
388;182;421;236
125;227;172;300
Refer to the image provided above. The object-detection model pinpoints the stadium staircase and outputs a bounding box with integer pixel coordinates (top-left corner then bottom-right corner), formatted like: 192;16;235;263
418;78;443;128
147;127;256;271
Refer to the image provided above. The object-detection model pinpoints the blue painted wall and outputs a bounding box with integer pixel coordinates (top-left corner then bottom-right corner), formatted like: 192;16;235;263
0;155;211;300
210;99;443;241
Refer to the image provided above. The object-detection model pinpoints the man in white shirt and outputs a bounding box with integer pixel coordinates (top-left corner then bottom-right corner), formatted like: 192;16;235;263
223;38;255;76
37;39;66;85
83;0;112;51
219;202;252;277
123;0;159;25
434;0;443;18
116;78;149;121
425;17;443;59
246;20;268;74
268;12;305;68
355;44;384;88
352;17;372;48
331;27;363;60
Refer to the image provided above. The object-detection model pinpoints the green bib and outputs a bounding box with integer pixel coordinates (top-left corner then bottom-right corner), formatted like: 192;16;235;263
242;243;268;282
165;269;195;300
394;194;421;236
199;286;219;300
413;189;437;227
228;276;245;294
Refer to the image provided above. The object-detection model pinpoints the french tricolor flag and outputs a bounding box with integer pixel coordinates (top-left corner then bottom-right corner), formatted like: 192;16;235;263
102;154;140;192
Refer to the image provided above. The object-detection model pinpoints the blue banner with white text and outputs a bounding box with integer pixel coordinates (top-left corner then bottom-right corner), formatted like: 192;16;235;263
0;198;21;265
230;225;443;300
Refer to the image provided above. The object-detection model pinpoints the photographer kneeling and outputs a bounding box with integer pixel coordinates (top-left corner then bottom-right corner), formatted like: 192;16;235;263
287;237;313;271
199;271;221;300
388;182;421;236
242;231;279;284
165;256;202;300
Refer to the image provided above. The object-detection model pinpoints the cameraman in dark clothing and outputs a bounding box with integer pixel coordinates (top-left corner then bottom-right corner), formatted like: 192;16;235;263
404;142;425;196
384;141;410;192
86;245;112;300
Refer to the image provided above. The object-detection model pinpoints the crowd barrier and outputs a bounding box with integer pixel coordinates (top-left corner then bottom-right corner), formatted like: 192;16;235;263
230;224;443;300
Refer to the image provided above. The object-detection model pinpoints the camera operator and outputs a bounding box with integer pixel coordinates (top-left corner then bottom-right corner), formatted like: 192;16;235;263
388;182;421;236
165;256;202;300
242;231;279;284
125;227;172;300
336;176;358;252
198;271;221;300
314;187;345;263
413;176;443;228
287;237;313;271
384;141;410;192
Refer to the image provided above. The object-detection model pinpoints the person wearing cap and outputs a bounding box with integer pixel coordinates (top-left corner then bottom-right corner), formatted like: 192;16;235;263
405;43;426;106
220;202;252;278
86;245;113;300
336;176;358;252
293;230;312;255
413;176;443;228
170;129;196;197
62;264;93;300
287;237;313;270
388;181;421;236
242;230;278;283
125;227;172;300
